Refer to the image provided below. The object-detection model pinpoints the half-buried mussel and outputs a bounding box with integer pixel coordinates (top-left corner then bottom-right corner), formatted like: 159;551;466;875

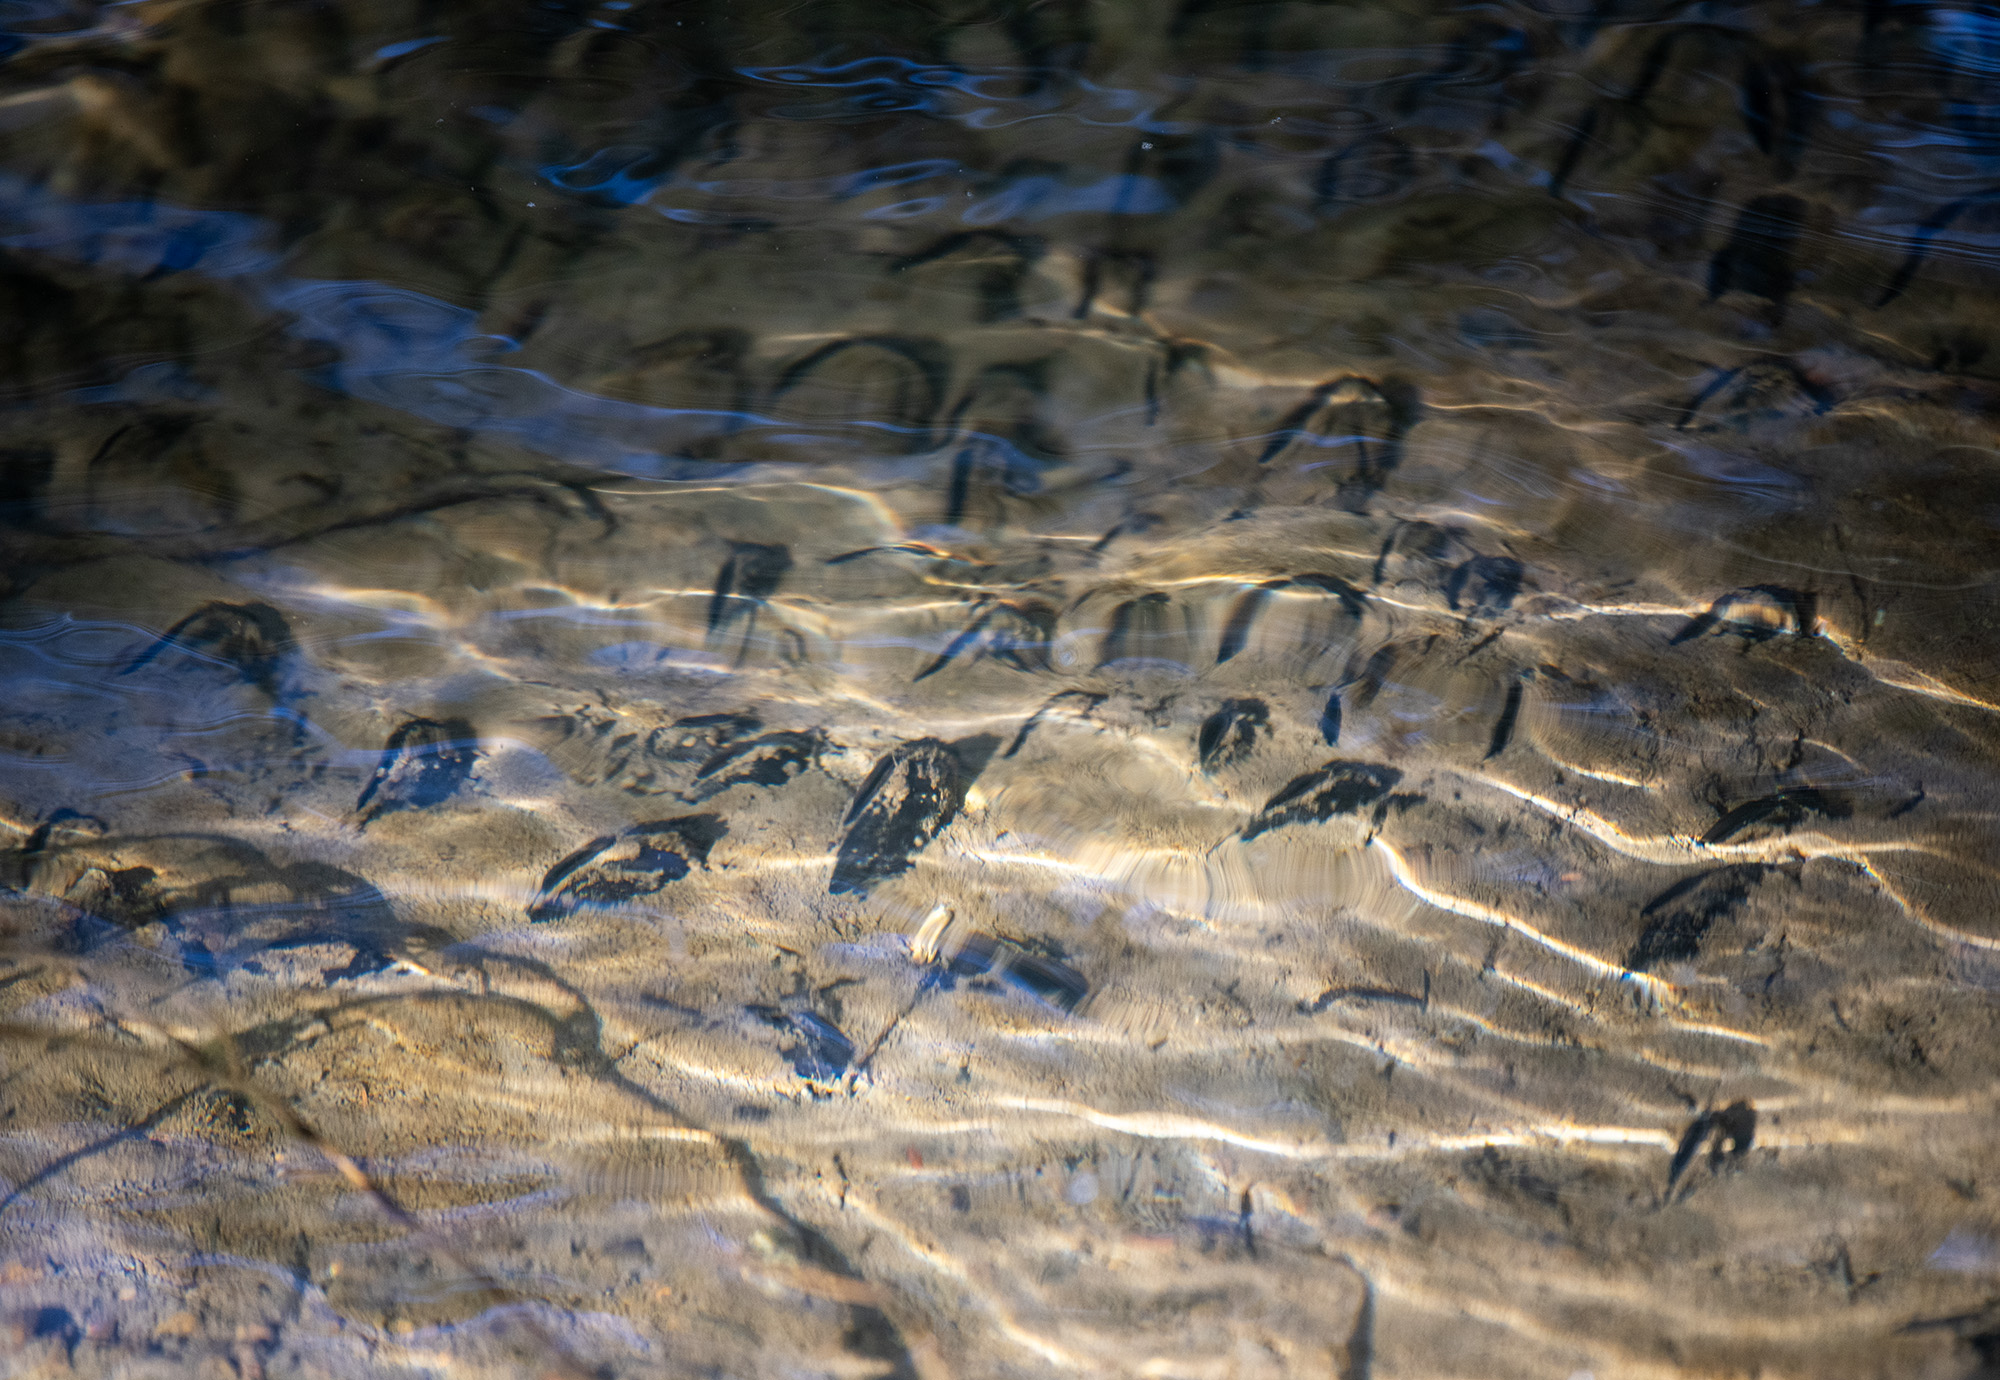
1242;760;1402;841
530;816;725;920
830;737;995;897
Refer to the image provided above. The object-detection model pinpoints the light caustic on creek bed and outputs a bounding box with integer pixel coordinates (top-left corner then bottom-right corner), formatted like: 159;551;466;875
4;2;2000;1378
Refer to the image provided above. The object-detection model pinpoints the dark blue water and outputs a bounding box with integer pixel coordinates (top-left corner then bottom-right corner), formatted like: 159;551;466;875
3;3;2000;1377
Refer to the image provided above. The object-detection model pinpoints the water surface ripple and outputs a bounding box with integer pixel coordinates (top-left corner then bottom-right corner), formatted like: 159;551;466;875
3;2;2000;1377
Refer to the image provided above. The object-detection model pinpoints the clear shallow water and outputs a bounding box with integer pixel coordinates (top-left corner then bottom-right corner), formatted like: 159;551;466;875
4;2;2000;1376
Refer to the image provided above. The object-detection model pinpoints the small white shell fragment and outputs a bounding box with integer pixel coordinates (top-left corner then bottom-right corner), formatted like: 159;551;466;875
909;903;953;965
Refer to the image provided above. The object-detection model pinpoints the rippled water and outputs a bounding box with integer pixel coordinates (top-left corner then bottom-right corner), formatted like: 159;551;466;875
5;1;2000;1375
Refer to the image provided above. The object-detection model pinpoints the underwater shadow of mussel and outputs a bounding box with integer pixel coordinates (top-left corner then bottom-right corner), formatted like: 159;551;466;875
706;542;792;655
28;832;437;981
914;598;1058;682
891;230;1047;323
120;601;295;696
1625;865;1768;973
771;335;949;454
1256;375;1420;511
